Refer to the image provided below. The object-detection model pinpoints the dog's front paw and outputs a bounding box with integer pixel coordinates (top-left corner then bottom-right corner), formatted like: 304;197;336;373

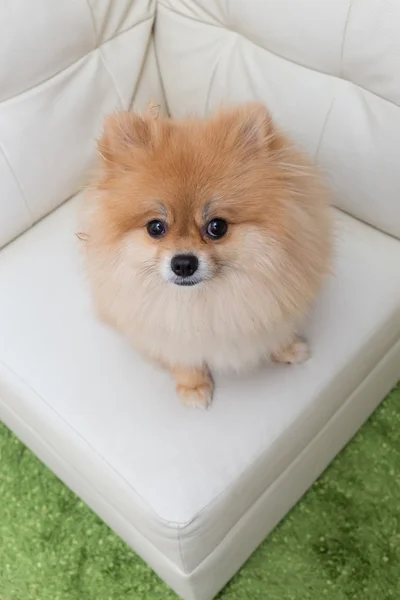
271;336;310;365
171;365;214;409
177;381;214;409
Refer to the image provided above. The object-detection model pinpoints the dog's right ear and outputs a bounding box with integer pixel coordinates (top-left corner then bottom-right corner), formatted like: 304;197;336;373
97;111;158;168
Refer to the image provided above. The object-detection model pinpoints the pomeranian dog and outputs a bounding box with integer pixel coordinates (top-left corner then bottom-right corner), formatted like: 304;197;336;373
80;102;332;409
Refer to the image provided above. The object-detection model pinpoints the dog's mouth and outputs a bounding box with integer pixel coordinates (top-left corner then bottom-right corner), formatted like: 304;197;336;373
173;278;201;287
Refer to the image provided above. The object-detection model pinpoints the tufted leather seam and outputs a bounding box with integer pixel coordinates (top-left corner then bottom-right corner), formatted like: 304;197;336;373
129;35;156;112
158;1;399;110
340;0;354;79
0;142;34;224
84;0;123;110
98;47;125;110
205;40;232;114
87;0;146;48
152;24;171;114
314;97;335;163
0;16;153;106
158;0;224;26
85;0;101;47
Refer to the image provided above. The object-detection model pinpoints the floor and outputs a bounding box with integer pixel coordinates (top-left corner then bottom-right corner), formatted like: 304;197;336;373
1;383;399;600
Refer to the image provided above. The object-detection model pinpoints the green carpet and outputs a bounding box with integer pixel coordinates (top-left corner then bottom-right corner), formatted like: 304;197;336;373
1;383;399;600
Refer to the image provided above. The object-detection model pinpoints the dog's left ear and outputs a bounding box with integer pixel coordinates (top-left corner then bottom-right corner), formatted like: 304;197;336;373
220;103;275;152
236;103;275;150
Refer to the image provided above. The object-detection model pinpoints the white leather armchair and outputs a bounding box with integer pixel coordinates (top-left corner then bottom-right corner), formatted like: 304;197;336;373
1;2;399;599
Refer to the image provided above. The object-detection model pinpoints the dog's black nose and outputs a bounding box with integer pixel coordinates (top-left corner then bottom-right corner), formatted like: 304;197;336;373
171;254;199;278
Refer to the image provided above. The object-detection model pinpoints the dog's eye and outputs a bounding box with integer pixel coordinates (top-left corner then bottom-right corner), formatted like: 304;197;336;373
147;220;167;238
206;218;228;239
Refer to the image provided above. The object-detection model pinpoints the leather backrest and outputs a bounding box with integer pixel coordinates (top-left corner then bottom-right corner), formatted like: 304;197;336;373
0;0;165;248
155;0;400;239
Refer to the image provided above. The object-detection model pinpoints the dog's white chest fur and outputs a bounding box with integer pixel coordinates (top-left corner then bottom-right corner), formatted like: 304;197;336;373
117;285;296;372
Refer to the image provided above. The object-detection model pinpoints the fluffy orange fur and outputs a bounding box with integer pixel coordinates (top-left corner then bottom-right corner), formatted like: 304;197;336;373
81;103;332;408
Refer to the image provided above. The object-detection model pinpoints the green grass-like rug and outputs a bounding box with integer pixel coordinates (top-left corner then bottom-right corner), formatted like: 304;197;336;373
1;383;399;600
